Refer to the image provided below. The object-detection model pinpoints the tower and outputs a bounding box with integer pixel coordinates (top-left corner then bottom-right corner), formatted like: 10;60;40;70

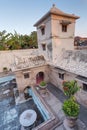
34;5;79;62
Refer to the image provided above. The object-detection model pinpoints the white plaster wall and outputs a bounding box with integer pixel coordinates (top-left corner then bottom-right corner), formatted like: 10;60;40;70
54;50;87;77
48;67;63;90
36;17;53;60
52;38;74;63
64;72;76;81
38;39;52;61
51;15;75;38
52;21;75;38
0;49;39;72
36;14;77;63
49;67;77;90
37;17;51;42
48;66;87;107
65;73;87;106
51;15;76;63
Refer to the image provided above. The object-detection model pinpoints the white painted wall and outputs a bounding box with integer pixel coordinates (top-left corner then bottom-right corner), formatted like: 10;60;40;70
51;15;75;38
52;38;74;63
36;13;77;64
36;17;53;61
51;15;76;63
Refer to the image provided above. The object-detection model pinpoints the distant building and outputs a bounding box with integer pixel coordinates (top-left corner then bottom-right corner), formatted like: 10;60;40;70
74;36;87;49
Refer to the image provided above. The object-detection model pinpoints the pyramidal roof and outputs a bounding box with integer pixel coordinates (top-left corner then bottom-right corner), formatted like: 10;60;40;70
34;4;79;26
50;4;67;15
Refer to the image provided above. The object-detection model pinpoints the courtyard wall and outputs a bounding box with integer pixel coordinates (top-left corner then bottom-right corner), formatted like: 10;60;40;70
0;49;39;72
15;65;49;92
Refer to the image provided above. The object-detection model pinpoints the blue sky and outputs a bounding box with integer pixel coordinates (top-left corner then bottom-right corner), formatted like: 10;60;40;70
0;0;87;37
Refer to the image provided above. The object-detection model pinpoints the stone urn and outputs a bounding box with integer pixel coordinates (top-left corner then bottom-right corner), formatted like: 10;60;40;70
64;116;77;128
62;98;80;129
39;81;47;95
39;81;47;89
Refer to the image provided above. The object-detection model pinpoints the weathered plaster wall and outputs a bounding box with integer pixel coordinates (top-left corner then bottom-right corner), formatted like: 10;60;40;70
51;15;75;63
37;17;51;42
48;65;87;107
15;65;49;92
51;15;75;38
49;49;87;107
52;38;74;63
54;50;87;77
48;66;63;90
0;49;39;72
36;16;53;61
48;66;77;90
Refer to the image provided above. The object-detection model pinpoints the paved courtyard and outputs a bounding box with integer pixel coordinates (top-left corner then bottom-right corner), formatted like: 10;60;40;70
0;80;87;130
0;81;44;130
47;83;87;129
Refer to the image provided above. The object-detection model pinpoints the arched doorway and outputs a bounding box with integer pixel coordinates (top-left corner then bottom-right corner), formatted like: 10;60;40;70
24;86;31;99
36;72;44;84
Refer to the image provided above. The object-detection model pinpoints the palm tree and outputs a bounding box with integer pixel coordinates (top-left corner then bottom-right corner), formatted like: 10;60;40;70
30;31;38;48
0;30;11;50
0;30;38;50
7;31;21;50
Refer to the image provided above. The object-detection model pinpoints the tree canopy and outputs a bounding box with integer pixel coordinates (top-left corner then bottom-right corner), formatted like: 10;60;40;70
0;30;38;50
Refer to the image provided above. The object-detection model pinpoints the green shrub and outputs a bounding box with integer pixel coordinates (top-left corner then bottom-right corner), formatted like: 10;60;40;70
40;81;46;86
62;80;79;98
62;98;80;117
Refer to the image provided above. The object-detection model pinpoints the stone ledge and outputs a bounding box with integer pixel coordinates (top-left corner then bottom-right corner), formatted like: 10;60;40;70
32;86;60;130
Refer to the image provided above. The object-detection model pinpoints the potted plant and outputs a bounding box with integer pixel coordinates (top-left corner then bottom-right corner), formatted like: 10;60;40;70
39;81;47;89
62;80;79;98
62;80;80;128
63;98;80;128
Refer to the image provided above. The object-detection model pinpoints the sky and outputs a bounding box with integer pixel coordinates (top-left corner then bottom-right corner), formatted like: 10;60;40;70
0;0;87;37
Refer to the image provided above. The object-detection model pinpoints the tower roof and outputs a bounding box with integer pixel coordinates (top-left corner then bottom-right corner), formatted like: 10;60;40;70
34;5;79;26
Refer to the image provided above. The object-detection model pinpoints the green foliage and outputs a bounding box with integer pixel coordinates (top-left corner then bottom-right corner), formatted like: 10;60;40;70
0;45;5;50
62;80;79;98
62;80;80;117
30;31;38;48
62;98;80;117
40;81;46;86
0;30;38;50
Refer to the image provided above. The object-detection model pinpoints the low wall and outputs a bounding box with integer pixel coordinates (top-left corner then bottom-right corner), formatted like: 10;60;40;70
0;49;39;72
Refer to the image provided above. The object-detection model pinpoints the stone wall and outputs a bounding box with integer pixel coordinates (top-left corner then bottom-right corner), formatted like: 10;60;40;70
0;49;39;72
48;66;63;90
54;50;87;77
15;65;49;92
36;16;52;61
48;65;87;107
48;66;77;90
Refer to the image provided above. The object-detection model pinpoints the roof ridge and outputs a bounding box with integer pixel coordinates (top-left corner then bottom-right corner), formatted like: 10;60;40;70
50;5;65;14
34;5;79;26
